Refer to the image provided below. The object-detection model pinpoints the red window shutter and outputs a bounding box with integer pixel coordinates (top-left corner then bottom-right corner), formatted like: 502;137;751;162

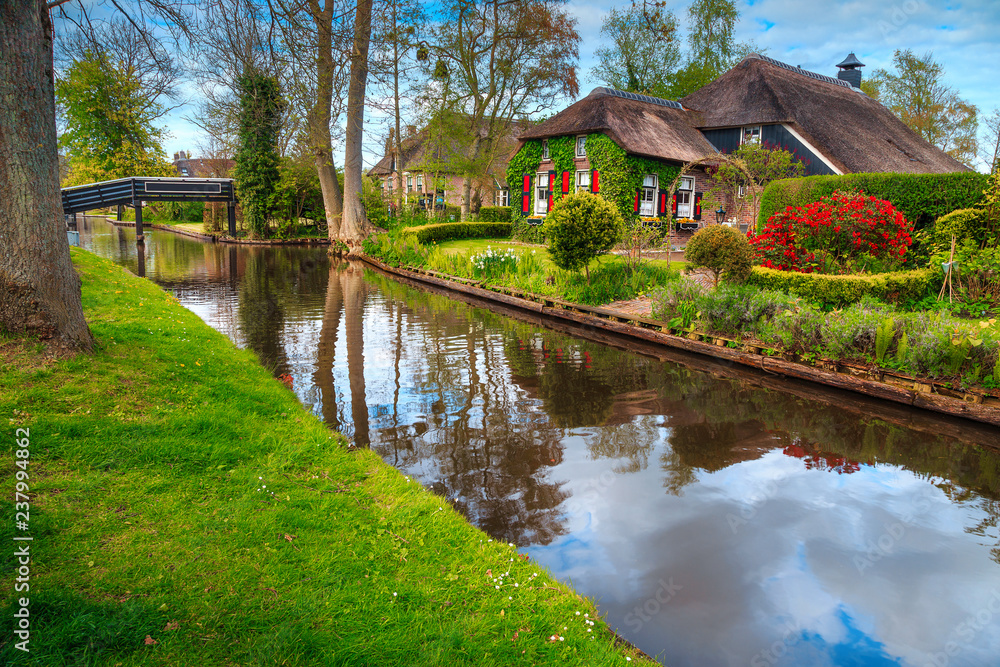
658;189;667;216
694;193;703;220
591;170;599;193
548;170;556;190
562;171;570;194
633;189;641;214
671;193;678;216
522;174;530;192
548;191;553;212
521;174;532;214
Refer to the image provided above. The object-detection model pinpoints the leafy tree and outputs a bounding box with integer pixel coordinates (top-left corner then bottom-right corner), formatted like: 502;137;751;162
234;69;284;238
546;192;624;283
591;4;680;99
430;0;581;221
684;224;751;287
703;143;805;225
866;50;979;168
667;0;761;98
55;49;173;184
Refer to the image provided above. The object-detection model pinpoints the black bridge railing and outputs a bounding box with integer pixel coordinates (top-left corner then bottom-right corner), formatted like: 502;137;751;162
61;177;238;239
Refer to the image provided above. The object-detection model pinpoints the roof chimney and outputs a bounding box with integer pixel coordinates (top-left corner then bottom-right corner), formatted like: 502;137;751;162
173;152;179;161
836;52;865;88
385;127;395;156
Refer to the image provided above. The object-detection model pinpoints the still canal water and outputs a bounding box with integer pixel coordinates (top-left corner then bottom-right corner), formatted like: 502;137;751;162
78;217;1000;666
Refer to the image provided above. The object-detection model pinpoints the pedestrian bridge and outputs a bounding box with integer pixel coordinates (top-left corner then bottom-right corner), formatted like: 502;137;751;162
61;177;237;239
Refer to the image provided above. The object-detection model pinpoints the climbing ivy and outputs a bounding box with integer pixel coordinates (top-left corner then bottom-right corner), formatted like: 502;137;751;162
506;139;543;220
584;133;680;222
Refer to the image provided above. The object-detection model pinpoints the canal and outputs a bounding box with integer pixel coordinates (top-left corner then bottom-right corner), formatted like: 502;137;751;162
78;217;1000;666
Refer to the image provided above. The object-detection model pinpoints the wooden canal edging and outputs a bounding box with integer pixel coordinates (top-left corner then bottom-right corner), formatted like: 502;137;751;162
359;256;1000;431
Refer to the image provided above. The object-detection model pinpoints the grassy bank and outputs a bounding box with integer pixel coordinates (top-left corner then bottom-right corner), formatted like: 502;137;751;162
365;233;684;306
0;250;651;666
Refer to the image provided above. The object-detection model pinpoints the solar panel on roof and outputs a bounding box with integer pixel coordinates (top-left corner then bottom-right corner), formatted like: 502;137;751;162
749;54;853;89
595;87;685;110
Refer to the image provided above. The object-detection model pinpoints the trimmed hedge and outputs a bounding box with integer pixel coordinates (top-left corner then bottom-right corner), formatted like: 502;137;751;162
932;208;991;248
746;266;939;307
478;206;512;222
758;172;989;233
400;222;512;244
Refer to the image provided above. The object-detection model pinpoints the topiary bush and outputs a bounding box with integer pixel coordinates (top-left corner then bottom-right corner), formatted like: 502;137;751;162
684;224;753;287
746;266;938;307
400;222;512;244
546;192;624;283
478;206;512;223
931;208;991;250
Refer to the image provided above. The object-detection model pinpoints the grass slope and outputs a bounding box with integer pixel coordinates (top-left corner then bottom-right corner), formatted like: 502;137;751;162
0;249;651;666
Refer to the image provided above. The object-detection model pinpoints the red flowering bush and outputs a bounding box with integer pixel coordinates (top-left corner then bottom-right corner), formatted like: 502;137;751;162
748;191;914;274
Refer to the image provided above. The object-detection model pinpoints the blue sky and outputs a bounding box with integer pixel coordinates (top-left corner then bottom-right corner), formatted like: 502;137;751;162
158;0;1000;170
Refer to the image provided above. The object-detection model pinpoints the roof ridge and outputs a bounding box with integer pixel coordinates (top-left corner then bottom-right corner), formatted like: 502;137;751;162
745;53;854;90
591;87;685;111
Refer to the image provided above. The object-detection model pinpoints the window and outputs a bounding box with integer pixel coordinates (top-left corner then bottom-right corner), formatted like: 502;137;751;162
738;184;746;199
391;157;396;171
575;169;590;192
416;174;423;190
386;178;393;195
406;174;413;192
542;139;549;160
676;176;694;218
496;188;510;207
535;172;551;214
575;135;587;157
741;126;761;145
640;174;657;217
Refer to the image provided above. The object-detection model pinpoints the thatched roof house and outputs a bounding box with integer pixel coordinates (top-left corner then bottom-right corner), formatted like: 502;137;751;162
508;53;968;224
681;54;968;175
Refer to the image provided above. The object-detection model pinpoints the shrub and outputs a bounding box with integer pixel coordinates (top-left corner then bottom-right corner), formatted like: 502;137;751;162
478;206;512;223
758;172;989;233
750;191;914;274
546;192;624;282
930;208;991;250
400;222;512;244
684;224;752;287
747;266;937;307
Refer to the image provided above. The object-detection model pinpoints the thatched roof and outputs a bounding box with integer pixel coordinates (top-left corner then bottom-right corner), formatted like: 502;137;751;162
680;54;969;174
369;115;527;177
518;88;718;163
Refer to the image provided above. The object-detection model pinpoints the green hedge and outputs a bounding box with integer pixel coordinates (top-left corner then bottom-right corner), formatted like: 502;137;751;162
478;206;512;222
400;222;513;244
746;266;939;307
758;172;989;232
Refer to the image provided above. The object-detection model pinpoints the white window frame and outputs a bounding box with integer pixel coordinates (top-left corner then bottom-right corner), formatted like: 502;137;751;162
676;176;694;218
496;188;510;207
535;172;551;215
575;135;587;157
406;173;413;192
542;139;550;160
741;126;762;145
640;174;657;217
416;174;423;190
575;169;590;192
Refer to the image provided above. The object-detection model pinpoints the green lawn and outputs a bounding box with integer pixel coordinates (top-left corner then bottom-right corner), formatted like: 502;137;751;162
0;250;654;666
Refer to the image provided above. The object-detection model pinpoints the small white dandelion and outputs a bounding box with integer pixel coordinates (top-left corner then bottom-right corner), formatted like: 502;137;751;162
393;592;397;597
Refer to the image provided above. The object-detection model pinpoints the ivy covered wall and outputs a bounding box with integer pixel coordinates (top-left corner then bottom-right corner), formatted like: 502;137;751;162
506;132;683;234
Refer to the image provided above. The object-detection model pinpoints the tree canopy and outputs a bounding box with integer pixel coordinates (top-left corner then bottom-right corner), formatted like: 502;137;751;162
56;48;173;184
865;49;979;168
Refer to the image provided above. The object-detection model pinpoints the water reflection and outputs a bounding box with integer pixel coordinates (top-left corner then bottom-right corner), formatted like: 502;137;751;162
78;217;1000;666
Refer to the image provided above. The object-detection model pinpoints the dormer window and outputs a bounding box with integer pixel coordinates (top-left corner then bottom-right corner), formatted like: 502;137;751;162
576;135;587;157
741;126;761;145
542;139;549;160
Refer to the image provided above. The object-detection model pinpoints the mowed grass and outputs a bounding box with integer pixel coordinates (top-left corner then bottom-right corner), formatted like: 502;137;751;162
0;249;653;666
422;238;686;306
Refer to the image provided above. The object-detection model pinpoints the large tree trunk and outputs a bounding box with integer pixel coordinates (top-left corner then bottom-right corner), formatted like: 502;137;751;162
460;133;481;221
0;2;94;352
308;0;343;241
340;0;375;250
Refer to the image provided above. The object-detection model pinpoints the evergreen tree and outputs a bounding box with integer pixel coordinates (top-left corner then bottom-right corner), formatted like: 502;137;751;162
234;69;285;238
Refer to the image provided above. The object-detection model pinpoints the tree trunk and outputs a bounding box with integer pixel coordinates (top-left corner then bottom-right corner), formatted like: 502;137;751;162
308;0;343;241
0;2;94;352
460;133;481;221
340;0;375;250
